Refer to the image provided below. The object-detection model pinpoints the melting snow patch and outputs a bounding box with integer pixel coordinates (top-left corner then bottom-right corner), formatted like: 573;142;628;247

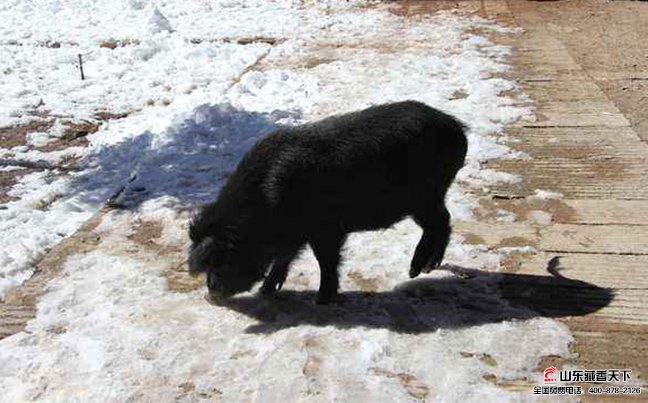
533;189;564;200
528;210;553;226
496;209;517;223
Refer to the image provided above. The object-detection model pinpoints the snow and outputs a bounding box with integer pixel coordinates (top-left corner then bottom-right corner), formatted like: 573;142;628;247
528;210;553;226
0;0;570;401
25;131;55;147
496;209;517;223
0;212;572;401
533;189;564;200
0;170;94;298
147;6;174;34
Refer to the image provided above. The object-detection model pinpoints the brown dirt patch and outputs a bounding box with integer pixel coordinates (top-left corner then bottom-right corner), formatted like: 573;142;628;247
93;110;132;121
99;38;141;49
348;270;381;292
496;236;536;249
189;36;284;46
481;373;534;392
36;40;77;48
476;196;577;225
460;351;499;367
2;109;132;154
302;338;324;378
34;119;101;152
0;119;55;148
448;89;470;100
303;56;337;69
128;219;164;246
127;219;199;293
235;36;283;46
461;232;487;245
60;120;99;141
388;0;481;17
166;268;203;293
229;350;255;360
536;354;567;372
0;168;37;204
370;367;430;400
499;249;537;273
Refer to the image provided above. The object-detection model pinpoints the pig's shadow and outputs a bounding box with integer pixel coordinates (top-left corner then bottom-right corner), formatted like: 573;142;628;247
70;103;299;209
221;258;613;334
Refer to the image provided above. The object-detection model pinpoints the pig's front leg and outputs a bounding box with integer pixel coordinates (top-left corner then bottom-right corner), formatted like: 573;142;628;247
310;233;346;304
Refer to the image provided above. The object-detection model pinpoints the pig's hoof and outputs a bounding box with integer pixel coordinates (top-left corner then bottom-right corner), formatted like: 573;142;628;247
421;262;440;274
259;281;284;296
409;266;422;279
427;249;445;270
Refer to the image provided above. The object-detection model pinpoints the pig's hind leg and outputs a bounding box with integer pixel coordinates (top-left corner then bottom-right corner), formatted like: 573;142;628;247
260;244;303;295
409;202;451;278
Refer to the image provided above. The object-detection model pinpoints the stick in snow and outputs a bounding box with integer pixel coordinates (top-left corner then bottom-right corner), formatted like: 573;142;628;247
78;54;85;80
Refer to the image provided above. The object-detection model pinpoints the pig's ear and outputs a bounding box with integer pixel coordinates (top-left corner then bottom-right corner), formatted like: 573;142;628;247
188;221;198;242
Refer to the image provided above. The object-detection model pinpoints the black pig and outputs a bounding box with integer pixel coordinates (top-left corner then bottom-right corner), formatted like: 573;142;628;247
189;101;467;304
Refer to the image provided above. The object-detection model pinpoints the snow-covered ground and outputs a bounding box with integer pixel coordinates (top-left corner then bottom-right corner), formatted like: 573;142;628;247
0;1;574;401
